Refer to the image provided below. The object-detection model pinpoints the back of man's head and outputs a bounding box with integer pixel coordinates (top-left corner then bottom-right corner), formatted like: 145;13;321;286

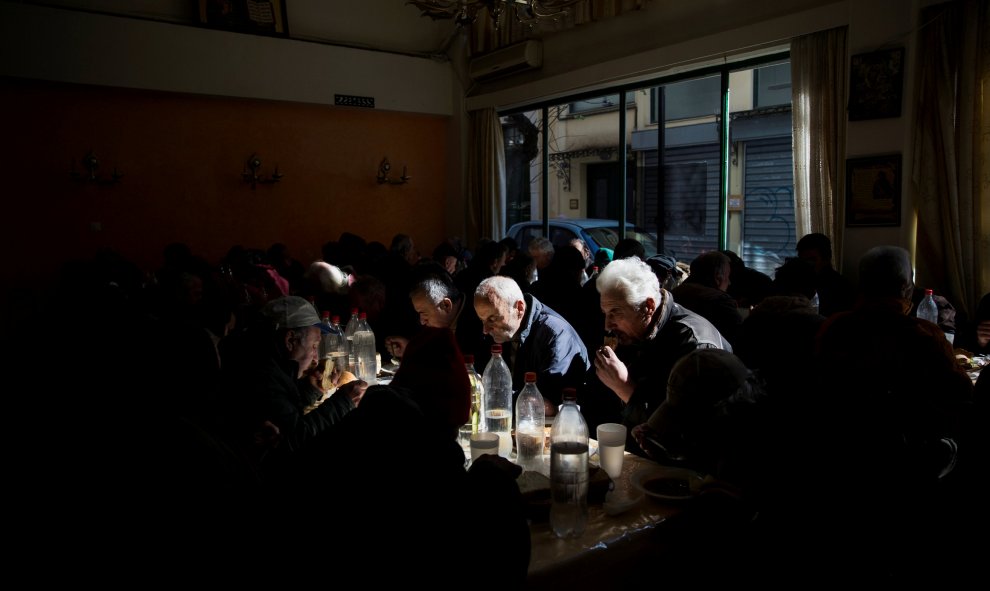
858;245;913;299
614;238;646;261
528;238;555;269
796;233;833;262
687;251;731;289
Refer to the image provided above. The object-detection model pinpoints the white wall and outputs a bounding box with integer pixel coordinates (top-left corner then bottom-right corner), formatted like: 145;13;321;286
0;2;454;116
841;0;931;281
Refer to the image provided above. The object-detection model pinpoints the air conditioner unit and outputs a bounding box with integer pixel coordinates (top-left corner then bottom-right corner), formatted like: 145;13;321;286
469;40;542;82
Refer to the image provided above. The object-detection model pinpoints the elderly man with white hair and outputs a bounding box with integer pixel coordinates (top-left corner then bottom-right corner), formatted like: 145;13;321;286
474;275;589;416
580;256;730;455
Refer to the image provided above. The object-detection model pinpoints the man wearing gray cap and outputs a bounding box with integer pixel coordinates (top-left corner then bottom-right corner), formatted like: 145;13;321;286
220;295;366;473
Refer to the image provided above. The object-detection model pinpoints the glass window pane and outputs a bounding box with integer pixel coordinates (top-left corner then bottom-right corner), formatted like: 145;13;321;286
725;61;795;277
754;62;792;108
664;76;721;120
502;110;543;229
639;75;722;263
551;92;638;225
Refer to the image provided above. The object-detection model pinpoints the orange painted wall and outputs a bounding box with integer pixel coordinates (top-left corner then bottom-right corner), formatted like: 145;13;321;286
1;77;450;287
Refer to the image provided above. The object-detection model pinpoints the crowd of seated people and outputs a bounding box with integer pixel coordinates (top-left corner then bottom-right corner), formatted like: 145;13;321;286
21;229;985;584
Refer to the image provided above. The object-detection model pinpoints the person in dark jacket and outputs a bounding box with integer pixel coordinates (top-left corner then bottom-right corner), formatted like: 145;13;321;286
955;291;990;354
811;245;973;581
796;232;856;317
218;295;366;478
581;257;731;456
671;251;743;347
721;249;773;310
383;264;489;369
473;275;590;417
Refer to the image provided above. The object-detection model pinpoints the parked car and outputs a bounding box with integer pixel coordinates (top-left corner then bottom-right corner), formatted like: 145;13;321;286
505;218;659;260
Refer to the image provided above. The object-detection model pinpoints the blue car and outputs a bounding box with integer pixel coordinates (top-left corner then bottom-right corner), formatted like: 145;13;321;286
505;218;659;260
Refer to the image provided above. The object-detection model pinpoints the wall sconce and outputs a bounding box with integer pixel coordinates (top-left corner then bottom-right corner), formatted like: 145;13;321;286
70;151;123;185
377;157;410;185
243;153;283;189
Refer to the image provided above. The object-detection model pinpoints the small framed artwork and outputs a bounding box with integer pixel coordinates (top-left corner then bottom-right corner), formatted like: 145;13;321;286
199;0;289;37
848;47;904;121
845;154;901;227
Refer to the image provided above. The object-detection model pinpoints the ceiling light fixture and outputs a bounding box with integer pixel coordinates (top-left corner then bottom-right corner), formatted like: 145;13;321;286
407;0;583;30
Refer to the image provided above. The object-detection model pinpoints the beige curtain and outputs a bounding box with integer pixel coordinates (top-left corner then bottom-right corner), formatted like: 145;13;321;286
467;107;507;245
790;27;848;268
912;0;989;318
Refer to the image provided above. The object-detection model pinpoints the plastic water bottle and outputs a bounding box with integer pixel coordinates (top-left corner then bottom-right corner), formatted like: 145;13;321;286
917;289;938;325
481;344;513;458
318;311;344;359
550;387;589;538
464;354;484;435
343;307;361;373
515;371;546;472
353;312;377;385
319;313;348;385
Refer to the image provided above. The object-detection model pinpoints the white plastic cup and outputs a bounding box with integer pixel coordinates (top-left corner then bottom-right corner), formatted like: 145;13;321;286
470;432;500;462
597;422;628;481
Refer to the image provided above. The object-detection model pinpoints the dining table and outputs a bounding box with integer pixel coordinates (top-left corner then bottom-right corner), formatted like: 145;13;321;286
515;439;696;588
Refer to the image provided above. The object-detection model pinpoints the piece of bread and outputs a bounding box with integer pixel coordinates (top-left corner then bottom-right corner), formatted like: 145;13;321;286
603;333;618;349
336;370;359;386
321;368;360;392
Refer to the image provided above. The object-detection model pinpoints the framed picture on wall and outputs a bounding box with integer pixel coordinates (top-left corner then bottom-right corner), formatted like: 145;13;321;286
848;47;904;121
845;153;901;227
199;0;289;37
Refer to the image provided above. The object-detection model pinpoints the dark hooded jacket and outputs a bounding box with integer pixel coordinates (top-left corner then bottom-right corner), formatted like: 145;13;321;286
580;288;731;456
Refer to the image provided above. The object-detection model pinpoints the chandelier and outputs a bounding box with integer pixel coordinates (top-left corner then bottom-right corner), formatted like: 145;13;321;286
407;0;585;29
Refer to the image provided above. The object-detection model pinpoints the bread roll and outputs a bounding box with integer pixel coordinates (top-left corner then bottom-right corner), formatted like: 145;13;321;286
336;370;359;386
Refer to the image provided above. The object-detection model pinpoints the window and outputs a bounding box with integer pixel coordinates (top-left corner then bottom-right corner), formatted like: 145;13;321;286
502;52;794;277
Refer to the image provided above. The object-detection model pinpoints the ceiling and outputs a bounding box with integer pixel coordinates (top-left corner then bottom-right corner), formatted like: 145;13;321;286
26;0;463;57
288;0;461;56
24;0;847;66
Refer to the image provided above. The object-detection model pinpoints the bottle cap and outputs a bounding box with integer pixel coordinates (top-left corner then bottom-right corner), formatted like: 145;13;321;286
463;354;474;363
360;312;367;319
491;344;502;354
525;371;537;382
321;311;330;319
562;387;578;401
925;289;933;295
332;315;340;323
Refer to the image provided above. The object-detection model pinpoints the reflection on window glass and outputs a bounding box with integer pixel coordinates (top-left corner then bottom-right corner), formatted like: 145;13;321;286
502;111;542;228
660;76;721;121
755;62;791;108
569;91;635;115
